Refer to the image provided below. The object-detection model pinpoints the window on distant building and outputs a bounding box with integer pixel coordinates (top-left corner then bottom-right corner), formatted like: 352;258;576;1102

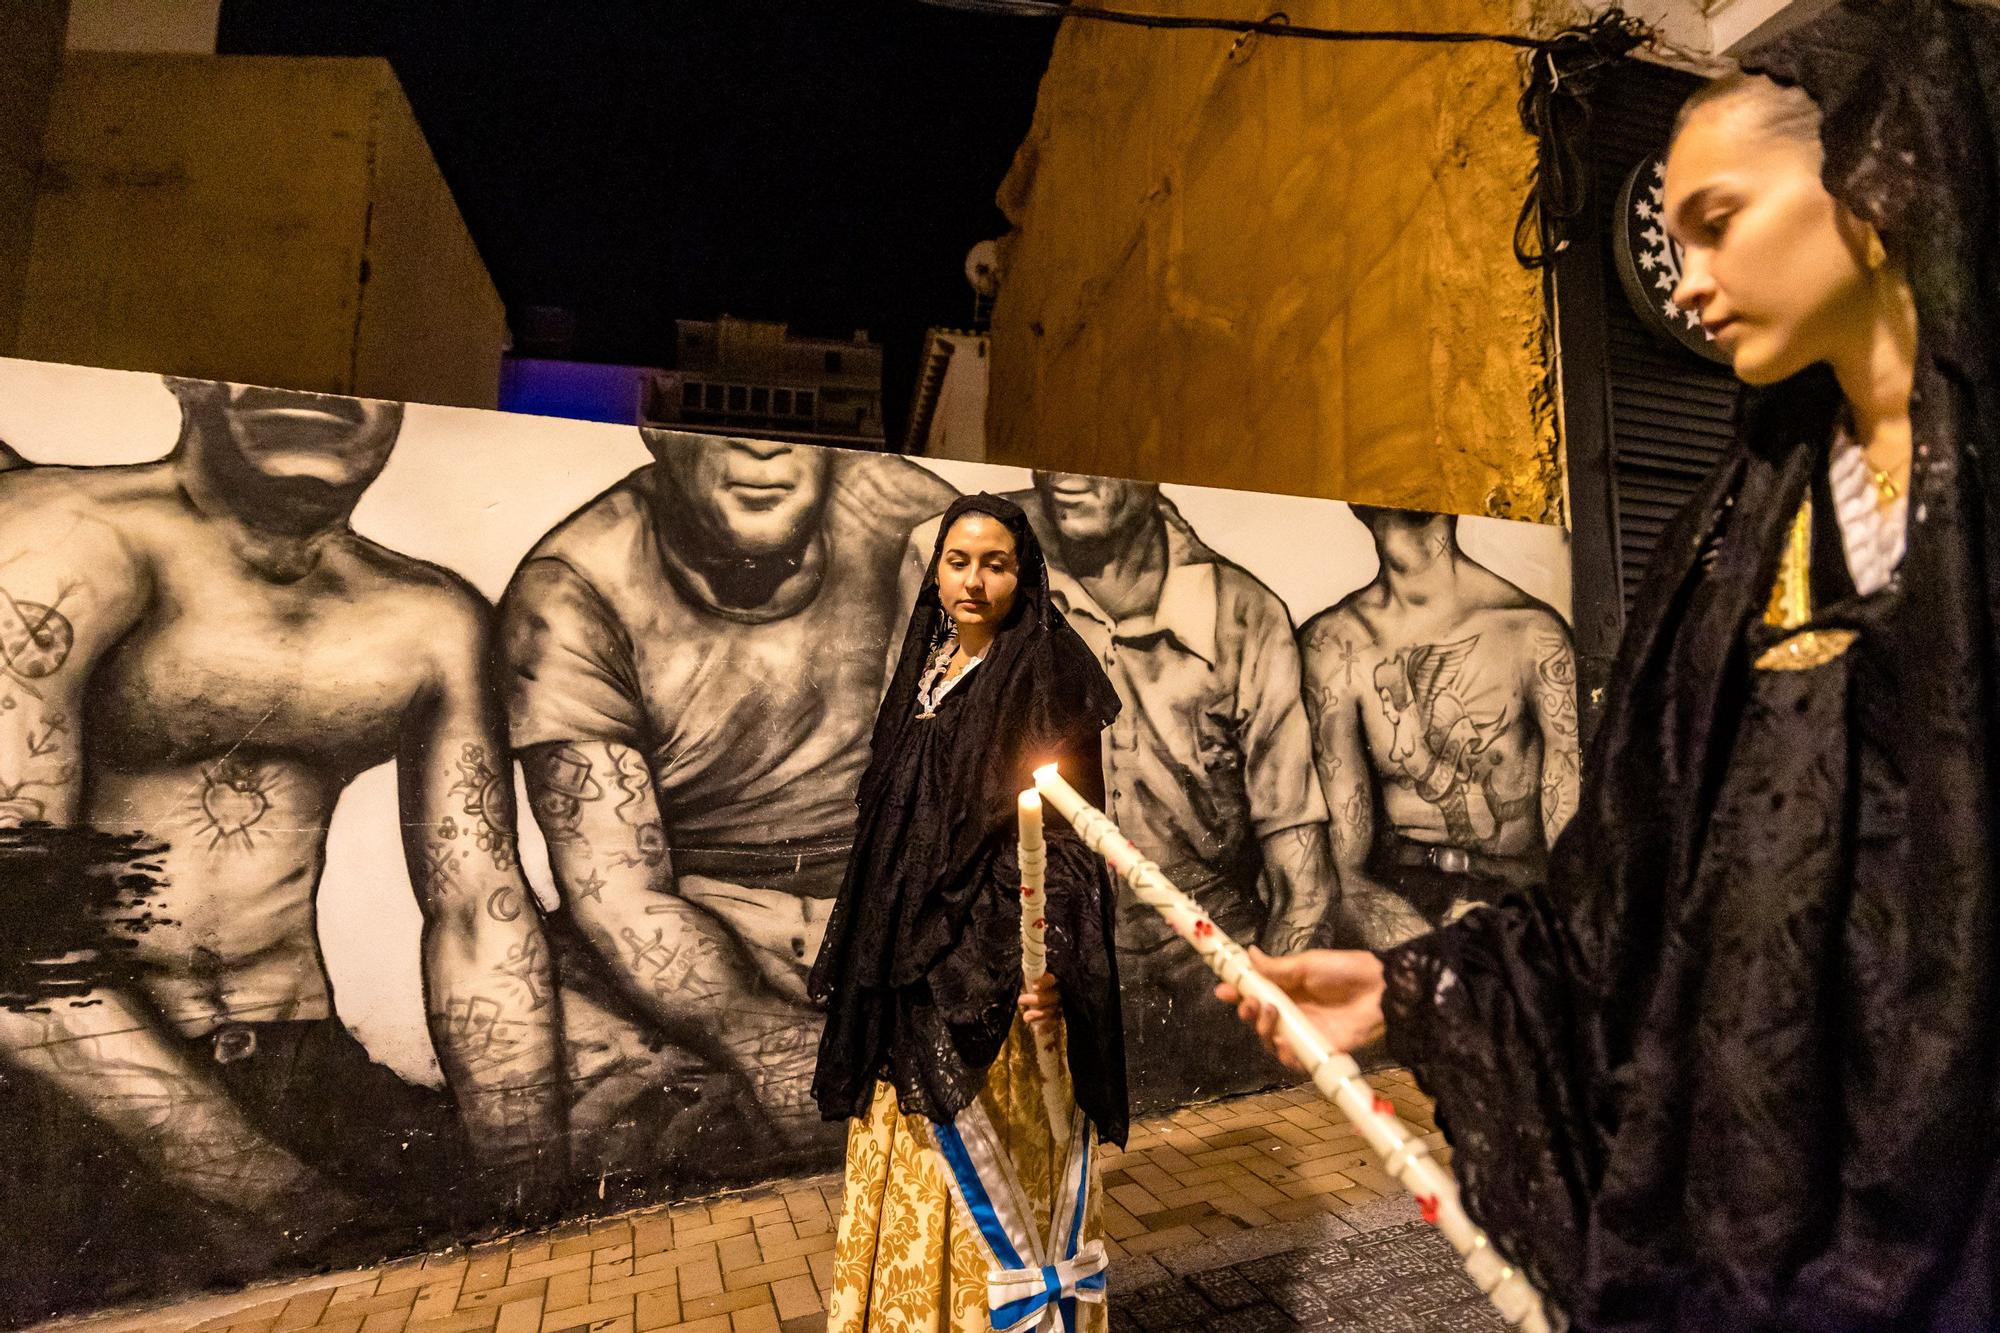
704;384;724;411
751;386;770;414
797;390;816;417
774;388;792;415
728;385;747;412
824;351;843;373
682;381;701;408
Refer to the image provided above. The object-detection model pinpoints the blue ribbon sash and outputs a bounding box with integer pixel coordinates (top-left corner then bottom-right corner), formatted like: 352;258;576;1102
930;1098;1104;1333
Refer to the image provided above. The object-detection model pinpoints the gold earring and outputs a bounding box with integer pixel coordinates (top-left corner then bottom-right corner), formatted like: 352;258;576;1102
1864;229;1888;271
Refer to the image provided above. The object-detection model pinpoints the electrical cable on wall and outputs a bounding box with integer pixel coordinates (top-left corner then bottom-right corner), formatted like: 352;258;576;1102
1515;12;1656;266
921;0;1573;48
916;0;1659;270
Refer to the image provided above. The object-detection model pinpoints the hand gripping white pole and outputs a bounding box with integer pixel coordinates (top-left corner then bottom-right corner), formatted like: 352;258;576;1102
1032;765;1549;1333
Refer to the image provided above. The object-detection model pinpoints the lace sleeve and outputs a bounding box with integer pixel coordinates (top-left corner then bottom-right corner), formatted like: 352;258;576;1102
1378;894;1603;1314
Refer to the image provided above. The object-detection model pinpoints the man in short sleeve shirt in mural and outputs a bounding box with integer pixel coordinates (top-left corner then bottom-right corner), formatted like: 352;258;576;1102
909;472;1336;1107
504;430;955;1187
1298;505;1580;938
0;379;566;1302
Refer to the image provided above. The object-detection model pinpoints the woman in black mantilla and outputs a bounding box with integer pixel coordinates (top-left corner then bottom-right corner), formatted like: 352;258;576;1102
1225;3;2000;1329
810;493;1126;1333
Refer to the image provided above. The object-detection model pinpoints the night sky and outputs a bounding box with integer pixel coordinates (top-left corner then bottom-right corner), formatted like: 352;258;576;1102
215;2;1060;442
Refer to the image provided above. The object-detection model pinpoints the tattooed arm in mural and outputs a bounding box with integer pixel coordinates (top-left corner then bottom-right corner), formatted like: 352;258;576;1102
1298;615;1432;949
1236;590;1341;956
521;738;823;1140
1527;626;1581;844
0;480;352;1231
1254;825;1336;954
398;591;568;1213
504;559;822;1145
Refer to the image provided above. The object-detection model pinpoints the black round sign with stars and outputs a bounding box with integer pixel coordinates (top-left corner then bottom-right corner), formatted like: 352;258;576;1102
1612;152;1732;366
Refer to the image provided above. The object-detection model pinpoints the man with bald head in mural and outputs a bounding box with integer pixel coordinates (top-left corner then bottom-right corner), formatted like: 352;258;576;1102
1298;504;1579;941
503;429;953;1190
0;378;566;1305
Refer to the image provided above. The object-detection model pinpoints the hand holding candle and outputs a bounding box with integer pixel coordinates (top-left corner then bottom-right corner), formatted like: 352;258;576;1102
1016;792;1060;1027
1218;948;1387;1066
1019;972;1060;1026
1016;787;1071;1140
1031;763;1550;1333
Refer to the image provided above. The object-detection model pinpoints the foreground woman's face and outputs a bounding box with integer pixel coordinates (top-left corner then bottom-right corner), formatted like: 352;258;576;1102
1664;96;1877;387
937;513;1020;634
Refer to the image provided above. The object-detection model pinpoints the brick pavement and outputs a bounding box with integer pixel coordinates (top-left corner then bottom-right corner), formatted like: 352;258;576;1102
42;1069;1494;1333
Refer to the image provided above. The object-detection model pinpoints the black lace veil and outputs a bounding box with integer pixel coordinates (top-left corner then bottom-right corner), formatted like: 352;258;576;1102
809;494;1129;1143
1377;3;2000;1326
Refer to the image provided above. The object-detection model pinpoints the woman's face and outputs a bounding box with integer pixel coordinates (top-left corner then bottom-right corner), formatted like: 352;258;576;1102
1663;95;1878;386
936;512;1020;634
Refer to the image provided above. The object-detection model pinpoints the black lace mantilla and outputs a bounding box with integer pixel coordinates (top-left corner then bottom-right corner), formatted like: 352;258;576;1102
809;495;1129;1145
1381;4;2000;1328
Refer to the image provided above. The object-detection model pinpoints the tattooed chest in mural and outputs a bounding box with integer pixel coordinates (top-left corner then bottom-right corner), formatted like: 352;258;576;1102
1346;615;1553;856
87;626;408;776
75;537;438;1029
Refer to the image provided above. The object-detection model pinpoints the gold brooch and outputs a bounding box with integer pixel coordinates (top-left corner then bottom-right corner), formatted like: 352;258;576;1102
1754;628;1858;671
1752;496;1856;672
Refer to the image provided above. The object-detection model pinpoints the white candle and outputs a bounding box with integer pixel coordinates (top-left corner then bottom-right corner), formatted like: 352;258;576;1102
1018;789;1047;984
1015;786;1070;1140
1031;764;1550;1333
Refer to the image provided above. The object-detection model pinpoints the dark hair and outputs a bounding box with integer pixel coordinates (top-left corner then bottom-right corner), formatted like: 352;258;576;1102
939;505;1020;550
1672;70;1822;147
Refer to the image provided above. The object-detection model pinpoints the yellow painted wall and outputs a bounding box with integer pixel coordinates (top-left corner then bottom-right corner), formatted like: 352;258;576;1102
0;2;68;356
989;1;1559;521
17;54;504;408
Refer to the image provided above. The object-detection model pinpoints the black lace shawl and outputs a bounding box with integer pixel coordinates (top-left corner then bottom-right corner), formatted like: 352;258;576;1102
809;494;1129;1144
1378;4;2000;1328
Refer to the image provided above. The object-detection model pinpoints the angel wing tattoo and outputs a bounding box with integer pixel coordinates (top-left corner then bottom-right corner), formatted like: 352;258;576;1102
1371;635;1518;841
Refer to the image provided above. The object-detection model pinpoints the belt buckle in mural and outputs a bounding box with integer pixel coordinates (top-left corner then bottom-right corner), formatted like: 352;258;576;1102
1428;846;1472;875
211;1025;258;1064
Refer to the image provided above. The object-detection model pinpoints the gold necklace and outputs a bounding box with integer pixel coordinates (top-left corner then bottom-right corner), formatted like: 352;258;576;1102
1842;406;1907;506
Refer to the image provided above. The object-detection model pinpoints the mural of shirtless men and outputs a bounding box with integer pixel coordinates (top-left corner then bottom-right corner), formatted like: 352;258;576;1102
1298;505;1580;943
0;378;566;1310
504;430;953;1190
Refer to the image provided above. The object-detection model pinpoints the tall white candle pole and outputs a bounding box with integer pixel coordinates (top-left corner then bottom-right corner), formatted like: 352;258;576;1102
1017;789;1070;1138
1018;789;1049;983
1032;764;1550;1333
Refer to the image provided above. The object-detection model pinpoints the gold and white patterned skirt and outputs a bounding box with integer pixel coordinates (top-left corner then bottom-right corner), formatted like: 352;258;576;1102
827;1019;1107;1333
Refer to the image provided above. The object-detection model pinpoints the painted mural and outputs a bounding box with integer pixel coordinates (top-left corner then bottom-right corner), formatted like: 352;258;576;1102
0;358;1574;1322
